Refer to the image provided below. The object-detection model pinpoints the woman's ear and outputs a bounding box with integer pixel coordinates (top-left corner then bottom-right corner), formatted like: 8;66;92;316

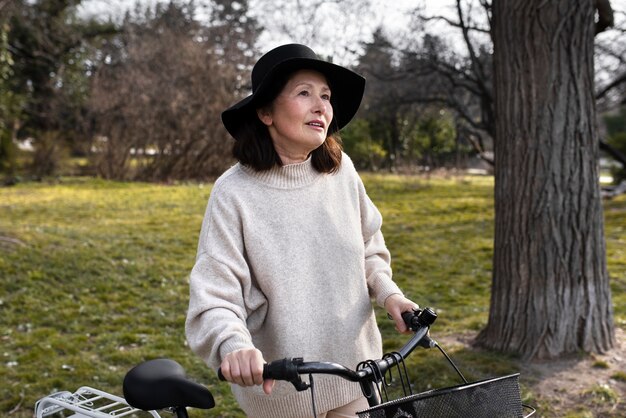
256;107;272;126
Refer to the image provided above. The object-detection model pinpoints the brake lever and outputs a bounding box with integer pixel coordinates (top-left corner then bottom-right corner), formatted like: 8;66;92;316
264;358;310;392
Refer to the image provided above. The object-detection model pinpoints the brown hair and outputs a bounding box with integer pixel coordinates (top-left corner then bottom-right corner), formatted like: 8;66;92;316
232;70;343;173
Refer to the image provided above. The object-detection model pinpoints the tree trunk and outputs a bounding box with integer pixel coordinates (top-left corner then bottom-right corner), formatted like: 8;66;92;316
477;0;615;360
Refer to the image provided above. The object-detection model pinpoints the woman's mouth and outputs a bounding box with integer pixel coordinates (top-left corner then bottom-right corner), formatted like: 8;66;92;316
306;121;325;130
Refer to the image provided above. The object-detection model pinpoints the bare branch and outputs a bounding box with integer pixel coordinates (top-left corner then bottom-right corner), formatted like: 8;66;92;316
457;124;494;165
595;42;626;64
478;0;493;33
420;15;490;34
596;70;626;99
454;0;492;103
426;59;484;96
402;93;487;133
600;138;626;167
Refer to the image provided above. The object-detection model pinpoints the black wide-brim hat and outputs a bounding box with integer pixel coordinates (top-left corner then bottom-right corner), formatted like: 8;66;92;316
221;44;366;141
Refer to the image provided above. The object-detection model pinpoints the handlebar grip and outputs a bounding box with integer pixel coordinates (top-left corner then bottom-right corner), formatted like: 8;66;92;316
217;358;302;382
263;358;301;380
401;310;416;329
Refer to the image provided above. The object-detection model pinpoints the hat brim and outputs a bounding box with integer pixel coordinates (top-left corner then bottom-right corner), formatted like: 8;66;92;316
222;58;365;141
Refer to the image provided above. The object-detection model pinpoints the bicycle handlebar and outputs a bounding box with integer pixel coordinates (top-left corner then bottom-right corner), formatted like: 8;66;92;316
217;307;437;393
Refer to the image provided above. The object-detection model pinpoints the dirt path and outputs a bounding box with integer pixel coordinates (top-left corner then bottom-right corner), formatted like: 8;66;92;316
437;328;626;417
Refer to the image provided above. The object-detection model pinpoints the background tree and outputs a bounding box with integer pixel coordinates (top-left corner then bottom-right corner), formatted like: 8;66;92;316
0;16;23;179
87;0;259;181
207;0;260;92
604;106;626;183
4;0;115;178
340;118;387;170
3;0;624;180
352;28;472;171
249;0;376;64
356;29;405;168
393;0;626;175
407;110;458;169
595;4;626;176
422;2;494;161
476;0;615;359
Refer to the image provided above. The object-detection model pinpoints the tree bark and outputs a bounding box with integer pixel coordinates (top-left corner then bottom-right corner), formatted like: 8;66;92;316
477;0;615;360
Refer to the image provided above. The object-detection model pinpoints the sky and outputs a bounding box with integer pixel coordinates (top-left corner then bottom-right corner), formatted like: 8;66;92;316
77;0;447;23
77;0;459;63
77;0;625;66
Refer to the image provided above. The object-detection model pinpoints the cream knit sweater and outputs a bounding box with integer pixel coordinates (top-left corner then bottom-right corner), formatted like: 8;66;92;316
185;154;403;418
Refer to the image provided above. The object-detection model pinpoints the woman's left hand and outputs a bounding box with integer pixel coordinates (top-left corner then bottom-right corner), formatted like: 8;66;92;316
384;293;420;334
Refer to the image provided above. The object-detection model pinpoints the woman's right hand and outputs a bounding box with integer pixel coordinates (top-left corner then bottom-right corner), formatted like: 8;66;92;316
220;348;275;394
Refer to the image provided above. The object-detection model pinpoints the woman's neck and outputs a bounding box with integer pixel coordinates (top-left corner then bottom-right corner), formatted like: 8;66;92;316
275;148;310;165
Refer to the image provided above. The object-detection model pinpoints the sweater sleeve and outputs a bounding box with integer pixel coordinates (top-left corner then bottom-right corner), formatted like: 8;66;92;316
364;228;403;307
185;178;268;369
347;160;403;307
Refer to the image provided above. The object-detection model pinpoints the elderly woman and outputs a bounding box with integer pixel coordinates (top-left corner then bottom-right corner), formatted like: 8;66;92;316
185;44;419;418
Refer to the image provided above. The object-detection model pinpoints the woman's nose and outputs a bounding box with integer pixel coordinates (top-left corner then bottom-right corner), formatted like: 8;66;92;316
312;96;328;115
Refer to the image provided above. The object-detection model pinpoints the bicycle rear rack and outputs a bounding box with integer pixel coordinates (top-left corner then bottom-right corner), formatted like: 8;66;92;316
35;386;160;418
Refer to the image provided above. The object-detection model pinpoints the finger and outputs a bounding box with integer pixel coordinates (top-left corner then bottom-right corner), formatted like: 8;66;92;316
241;365;255;386
395;317;408;333
239;351;263;386
263;379;275;395
250;354;265;386
229;358;244;386
221;359;232;382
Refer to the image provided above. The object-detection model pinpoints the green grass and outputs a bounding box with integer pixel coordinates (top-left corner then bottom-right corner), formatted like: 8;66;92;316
592;360;610;369
0;175;624;417
582;383;620;407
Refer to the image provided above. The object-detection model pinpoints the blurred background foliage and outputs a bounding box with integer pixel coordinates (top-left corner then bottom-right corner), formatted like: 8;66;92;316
0;0;623;182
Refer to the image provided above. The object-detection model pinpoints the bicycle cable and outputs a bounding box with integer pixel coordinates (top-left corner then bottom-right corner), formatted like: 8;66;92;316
433;341;468;384
357;359;388;403
383;351;413;396
308;374;317;418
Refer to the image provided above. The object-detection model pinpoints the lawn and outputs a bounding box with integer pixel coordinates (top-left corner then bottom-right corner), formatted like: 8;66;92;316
1;175;624;417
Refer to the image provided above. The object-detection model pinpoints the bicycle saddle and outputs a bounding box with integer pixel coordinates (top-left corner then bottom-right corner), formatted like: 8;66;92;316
123;358;215;411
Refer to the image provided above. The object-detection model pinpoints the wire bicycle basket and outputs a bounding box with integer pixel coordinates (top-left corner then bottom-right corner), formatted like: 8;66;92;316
357;373;534;418
352;316;535;418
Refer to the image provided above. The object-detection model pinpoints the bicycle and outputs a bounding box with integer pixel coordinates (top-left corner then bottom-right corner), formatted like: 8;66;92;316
35;308;536;418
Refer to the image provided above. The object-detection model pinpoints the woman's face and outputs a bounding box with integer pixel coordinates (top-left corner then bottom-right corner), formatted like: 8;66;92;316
257;69;334;163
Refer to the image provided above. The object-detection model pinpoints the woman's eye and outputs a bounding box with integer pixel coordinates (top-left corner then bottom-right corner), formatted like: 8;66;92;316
299;90;309;96
322;94;331;101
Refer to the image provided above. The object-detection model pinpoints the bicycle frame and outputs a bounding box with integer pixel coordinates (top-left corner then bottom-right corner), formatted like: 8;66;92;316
35;307;534;417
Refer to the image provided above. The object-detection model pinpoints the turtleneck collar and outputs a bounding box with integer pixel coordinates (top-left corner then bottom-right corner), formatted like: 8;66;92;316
239;157;322;189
